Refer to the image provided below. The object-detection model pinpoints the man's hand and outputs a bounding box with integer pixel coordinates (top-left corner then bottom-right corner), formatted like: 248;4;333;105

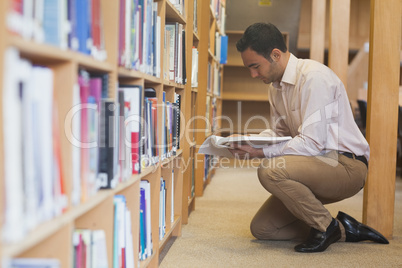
228;144;265;159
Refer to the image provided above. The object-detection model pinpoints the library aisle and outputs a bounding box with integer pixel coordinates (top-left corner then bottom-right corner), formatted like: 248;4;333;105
159;167;402;267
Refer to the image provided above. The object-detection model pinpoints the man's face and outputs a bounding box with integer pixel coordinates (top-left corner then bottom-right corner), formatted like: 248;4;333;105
241;48;279;84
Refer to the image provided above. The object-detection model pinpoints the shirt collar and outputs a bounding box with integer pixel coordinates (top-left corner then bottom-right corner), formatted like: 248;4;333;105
272;53;298;90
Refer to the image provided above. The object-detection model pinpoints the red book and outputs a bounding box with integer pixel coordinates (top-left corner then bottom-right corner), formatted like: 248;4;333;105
131;132;140;174
91;0;101;50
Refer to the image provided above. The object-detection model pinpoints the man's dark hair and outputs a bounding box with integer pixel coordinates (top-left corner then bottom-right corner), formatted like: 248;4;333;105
236;22;287;61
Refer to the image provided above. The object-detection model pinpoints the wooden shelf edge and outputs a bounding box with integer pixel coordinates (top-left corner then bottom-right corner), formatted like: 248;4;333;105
187;196;195;207
163;79;186;88
226;30;244;35
118;67;163;84
7;35;113;71
161;149;184;167
1;190;111;258
140;164;161;179
113;174;141;194
139;252;155;268
118;67;144;79
222;94;269;102
165;1;186;25
6;34;71;62
158;215;182;251
193;31;200;42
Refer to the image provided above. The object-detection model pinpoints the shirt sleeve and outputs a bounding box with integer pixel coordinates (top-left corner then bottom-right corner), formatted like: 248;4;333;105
263;72;341;158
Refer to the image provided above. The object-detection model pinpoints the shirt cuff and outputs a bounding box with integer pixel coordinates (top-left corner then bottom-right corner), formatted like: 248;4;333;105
263;142;287;158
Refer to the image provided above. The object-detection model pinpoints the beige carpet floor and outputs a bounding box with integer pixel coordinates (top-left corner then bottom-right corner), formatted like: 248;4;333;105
160;167;402;268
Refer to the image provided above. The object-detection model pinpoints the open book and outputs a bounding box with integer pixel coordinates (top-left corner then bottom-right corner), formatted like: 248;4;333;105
198;135;292;157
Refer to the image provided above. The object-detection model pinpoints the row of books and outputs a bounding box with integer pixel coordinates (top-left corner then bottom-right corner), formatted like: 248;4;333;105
161;92;182;160
159;178;167;240
168;0;185;16
204;96;219;134
139;181;153;261
139;174;175;262
211;97;219;133
215;33;229;65
210;0;226;33
7;0;106;60
191;47;199;88
159;168;175;241
1;47;183;244
118;0;161;77
193;0;198;34
73;78;182;205
113;195;136;268
2;48;67;243
207;61;222;96
164;22;187;84
73;70;114;205
73;229;108;268
3;258;60;268
204;154;220;182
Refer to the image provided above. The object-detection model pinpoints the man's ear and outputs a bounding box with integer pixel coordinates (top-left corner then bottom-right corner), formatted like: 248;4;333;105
271;49;281;61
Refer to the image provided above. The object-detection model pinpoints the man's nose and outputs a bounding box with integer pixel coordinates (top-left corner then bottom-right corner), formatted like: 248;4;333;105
250;69;258;78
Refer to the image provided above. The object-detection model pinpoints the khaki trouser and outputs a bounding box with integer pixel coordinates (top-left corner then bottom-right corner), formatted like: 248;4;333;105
252;151;368;241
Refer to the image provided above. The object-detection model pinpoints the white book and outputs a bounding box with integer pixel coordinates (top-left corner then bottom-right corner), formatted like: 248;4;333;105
191;47;198;87
22;62;38;232
114;196;126;268
159;178;163;240
22;0;34;39
71;83;81;206
91;230;109;268
162;180;166;235
199;135;292;158
58;0;68;49
134;8;140;70
156;15;161;78
33;0;45;43
36;66;55;222
140;181;153;257
2;48;27;243
171;169;174;223
125;209;135;268
165;24;176;81
176;25;182;83
3;258;60;268
125;0;132;67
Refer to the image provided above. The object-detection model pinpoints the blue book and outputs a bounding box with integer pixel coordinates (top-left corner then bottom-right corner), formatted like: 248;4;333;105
68;0;78;50
146;0;153;74
162;91;167;157
76;0;90;54
43;0;60;46
139;187;147;260
220;35;228;64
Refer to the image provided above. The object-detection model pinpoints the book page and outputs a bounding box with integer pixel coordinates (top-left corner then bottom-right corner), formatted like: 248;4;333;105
198;135;291;157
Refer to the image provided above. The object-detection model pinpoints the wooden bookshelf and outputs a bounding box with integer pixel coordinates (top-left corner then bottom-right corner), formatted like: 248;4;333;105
0;0;203;267
193;0;226;197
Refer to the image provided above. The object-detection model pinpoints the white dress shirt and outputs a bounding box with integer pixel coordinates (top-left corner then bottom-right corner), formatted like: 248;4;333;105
261;54;370;160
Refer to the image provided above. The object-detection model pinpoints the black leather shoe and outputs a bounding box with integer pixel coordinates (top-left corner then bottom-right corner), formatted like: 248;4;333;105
294;218;341;253
336;211;389;244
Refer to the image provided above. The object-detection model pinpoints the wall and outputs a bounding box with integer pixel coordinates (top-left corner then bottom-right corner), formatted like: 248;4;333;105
225;0;302;54
298;0;371;51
